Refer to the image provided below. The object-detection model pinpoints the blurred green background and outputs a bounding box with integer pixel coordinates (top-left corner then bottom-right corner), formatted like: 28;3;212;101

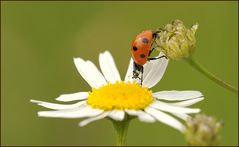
1;1;238;146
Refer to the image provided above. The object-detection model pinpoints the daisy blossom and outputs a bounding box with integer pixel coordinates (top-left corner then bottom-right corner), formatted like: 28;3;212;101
31;51;203;133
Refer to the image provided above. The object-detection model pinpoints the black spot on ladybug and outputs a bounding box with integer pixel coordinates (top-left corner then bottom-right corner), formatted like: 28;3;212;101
140;54;146;58
142;38;149;44
133;46;138;51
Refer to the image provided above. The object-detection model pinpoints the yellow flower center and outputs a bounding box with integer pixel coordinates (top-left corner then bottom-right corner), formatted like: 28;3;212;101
87;81;153;110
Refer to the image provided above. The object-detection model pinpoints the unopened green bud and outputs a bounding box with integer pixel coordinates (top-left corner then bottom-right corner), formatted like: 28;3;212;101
185;114;223;146
156;19;199;60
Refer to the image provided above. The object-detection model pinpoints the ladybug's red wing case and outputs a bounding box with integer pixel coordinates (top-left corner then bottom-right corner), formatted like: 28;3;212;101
130;30;154;65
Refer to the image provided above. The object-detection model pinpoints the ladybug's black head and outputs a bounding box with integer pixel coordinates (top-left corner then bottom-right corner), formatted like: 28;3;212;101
152;32;158;39
152;28;165;39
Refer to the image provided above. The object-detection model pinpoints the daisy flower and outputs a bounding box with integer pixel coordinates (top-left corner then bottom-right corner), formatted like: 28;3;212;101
31;51;203;133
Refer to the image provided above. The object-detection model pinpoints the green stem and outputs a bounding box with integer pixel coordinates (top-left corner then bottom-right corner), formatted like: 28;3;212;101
186;57;238;94
112;116;131;146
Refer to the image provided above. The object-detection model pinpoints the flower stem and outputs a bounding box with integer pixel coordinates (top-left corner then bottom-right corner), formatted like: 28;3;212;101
185;57;238;94
112;116;131;146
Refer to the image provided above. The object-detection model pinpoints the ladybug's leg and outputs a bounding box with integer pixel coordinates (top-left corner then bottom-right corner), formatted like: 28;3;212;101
153;28;165;34
150;29;168;56
147;55;168;61
149;31;162;57
140;66;144;85
148;48;155;57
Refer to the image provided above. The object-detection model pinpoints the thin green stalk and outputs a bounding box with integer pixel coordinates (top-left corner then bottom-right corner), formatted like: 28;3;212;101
186;57;238;94
112;116;131;146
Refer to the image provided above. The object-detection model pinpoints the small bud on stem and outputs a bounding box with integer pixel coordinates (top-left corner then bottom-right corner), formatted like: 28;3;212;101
156;19;198;60
185;114;223;146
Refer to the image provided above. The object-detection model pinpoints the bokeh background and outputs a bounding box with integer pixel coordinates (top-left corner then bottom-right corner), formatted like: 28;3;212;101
1;1;238;146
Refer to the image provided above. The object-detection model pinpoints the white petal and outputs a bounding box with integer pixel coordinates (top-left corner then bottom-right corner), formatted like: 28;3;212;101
172;113;190;121
86;60;107;87
142;52;169;88
107;110;125;121
125;109;155;123
145;107;185;132
74;58;97;88
74;58;107;88
37;106;103;118
99;51;121;83
170;97;204;107
124;58;134;83
30;99;86;110
142;58;154;78
150;101;200;114
153;90;203;101
55;92;88;102
79;112;109;127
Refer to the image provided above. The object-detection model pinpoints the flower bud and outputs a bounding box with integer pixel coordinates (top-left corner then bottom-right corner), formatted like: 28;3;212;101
185;114;223;146
156;19;199;60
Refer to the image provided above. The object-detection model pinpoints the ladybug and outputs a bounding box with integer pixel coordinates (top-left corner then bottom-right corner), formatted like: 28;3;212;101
131;30;167;85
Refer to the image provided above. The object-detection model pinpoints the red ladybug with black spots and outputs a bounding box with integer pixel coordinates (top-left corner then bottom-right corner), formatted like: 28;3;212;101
131;30;167;85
